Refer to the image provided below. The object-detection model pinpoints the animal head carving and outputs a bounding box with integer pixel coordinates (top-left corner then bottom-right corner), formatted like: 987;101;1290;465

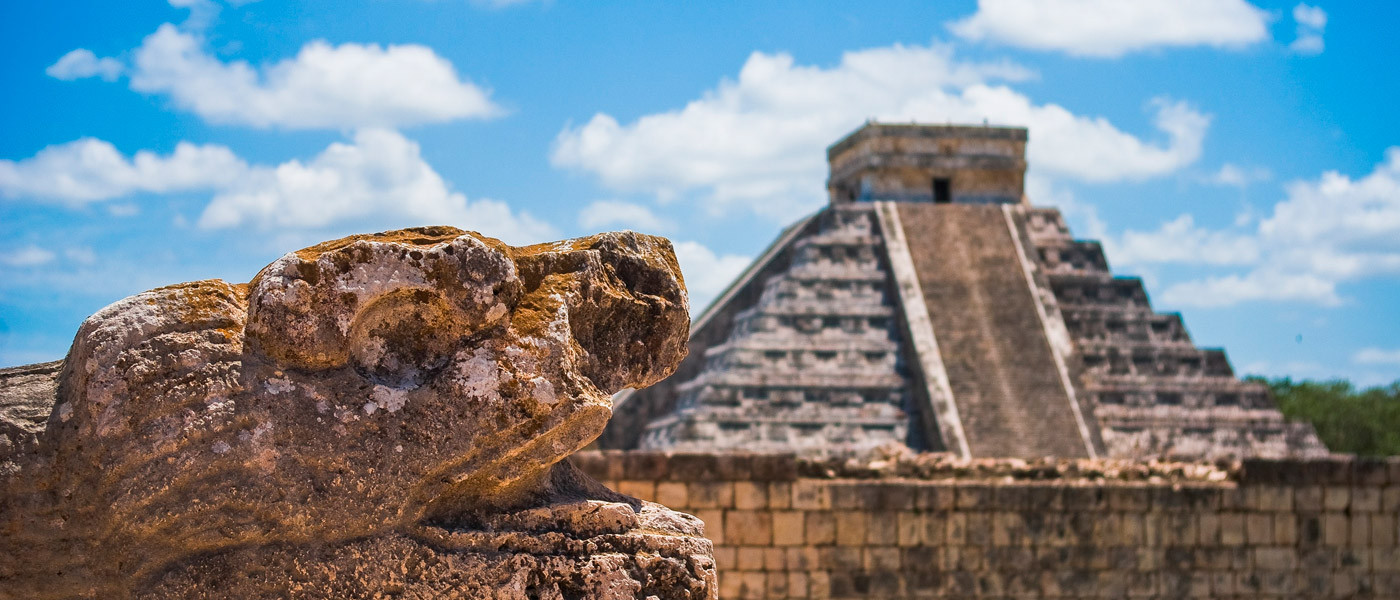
34;226;689;583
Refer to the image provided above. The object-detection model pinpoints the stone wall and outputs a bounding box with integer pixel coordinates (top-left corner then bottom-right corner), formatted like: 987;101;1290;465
573;451;1400;599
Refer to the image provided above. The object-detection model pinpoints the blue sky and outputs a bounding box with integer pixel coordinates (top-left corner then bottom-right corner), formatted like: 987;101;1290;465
2;0;1398;386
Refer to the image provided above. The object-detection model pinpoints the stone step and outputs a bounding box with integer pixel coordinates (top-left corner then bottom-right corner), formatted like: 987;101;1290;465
897;203;1091;458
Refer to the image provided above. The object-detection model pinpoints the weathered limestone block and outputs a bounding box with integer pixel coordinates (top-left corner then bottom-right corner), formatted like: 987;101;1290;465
0;226;713;599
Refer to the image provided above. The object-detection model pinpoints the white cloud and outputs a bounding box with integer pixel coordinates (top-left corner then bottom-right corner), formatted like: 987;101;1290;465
199;129;553;243
672;241;751;313
46;49;124;81
53;22;500;130
0;138;245;205
1160;270;1341;307
108;203;141;217
1209;163;1272;187
948;0;1270;58
1354;347;1400;366
1290;4;1328;55
552;43;1209;220
0;130;552;244
577;200;672;232
131;25;501;129
1106;214;1259;267
0;246;57;268
1124;149;1400;307
1293;3;1328;28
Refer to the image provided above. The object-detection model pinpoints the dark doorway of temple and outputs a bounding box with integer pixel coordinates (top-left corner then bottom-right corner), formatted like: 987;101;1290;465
933;177;951;203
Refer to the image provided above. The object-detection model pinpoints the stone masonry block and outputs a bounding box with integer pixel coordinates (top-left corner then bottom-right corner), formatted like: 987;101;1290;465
1324;486;1350;511
666;453;720;481
835;511;867;547
764;571;786;598
1323;513;1349;546
733;481;768;510
992;512;1024;547
1108;485;1151;512
762;547;785;571
897;512;922;547
1061;485;1106;511
922;514;946;546
865;546;902;571
965;513;990;546
956;482;992;509
1220;514;1246;546
767;482;791;509
831;484;864;510
1352;487;1381;512
946;513;967;545
713;454;754;481
791;480;831;510
1026;483;1062;511
713;546;737;571
1371;514;1396;547
725;510;773;546
787;572;808;599
1383;486;1400;512
916;483;956;511
1295;486;1324;512
1350;513;1371;548
718;570;743;600
1246;513;1273;545
808;571;830;600
748;454;797;481
786;547;819;571
1120;514;1146;546
1274;514;1298;546
622;451;669;480
866;512;897;546
616;480;655;502
806;511;836;546
695;508;724;544
772;510;805;546
654;481;688;508
687;481;734;509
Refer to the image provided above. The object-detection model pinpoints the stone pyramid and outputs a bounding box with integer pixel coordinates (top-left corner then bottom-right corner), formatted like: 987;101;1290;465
600;123;1327;461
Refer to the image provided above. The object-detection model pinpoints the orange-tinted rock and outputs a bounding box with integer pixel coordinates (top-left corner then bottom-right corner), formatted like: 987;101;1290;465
0;227;711;599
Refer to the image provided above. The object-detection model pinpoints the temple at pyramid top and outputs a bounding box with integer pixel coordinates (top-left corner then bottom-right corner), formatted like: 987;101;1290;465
827;122;1027;205
599;122;1327;461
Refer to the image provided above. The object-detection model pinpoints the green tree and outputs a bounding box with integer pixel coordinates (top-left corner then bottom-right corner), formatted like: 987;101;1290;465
1250;377;1400;456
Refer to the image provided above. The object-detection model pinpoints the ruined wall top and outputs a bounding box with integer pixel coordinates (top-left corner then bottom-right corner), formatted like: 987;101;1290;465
827;122;1027;205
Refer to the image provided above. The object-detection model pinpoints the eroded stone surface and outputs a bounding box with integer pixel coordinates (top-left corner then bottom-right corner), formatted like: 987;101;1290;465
0;226;710;599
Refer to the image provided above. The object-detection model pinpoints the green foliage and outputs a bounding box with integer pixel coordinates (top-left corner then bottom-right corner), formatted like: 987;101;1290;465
1249;377;1400;456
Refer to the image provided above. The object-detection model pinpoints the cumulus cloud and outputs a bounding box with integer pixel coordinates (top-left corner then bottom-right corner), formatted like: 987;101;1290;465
0;130;551;244
1354;347;1400;366
1106;214;1259;267
552;43;1208;220
199;129;552;243
577;200;672;233
0;138;245;205
1119;149;1400;307
1209;163;1272;187
50;17;500;130
1289;4;1328;56
948;0;1270;58
46;49;124;81
0;246;58;268
672;241;751;313
128;25;500;129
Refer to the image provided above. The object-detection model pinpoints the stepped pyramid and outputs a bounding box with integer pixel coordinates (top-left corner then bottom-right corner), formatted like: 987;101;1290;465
601;123;1326;460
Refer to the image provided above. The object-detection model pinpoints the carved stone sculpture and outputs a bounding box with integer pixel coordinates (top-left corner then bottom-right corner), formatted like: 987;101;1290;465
0;226;713;599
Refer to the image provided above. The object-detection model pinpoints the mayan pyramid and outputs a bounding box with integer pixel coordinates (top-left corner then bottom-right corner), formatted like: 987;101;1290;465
601;123;1327;461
